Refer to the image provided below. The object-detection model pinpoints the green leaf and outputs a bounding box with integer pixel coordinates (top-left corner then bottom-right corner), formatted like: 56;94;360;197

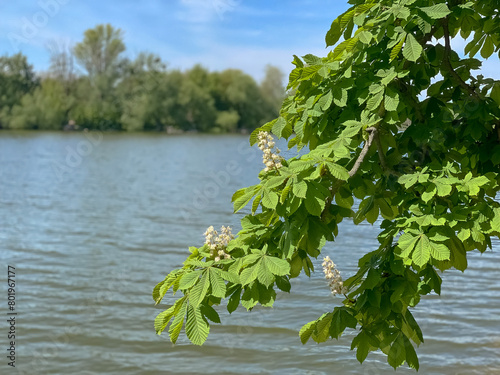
396;232;418;258
367;90;384;111
305;184;326;216
434;179;453;197
233;185;260;213
200;304;221;324
318;91;333;110
403;335;419;370
217;269;241;284
209;269;226;298
481;36;494;59
330;307;357;339
299;320;316;344
240;264;259;286
293;180;308;198
358;30;372;44
263;256;291;276
420;4;451;19
413;235;431;267
227;286;241;313
185;304;210;345
189;271;210;307
421;184;437;203
312;312;333;343
403;34;423;62
256;260;275;287
154;305;175;334
390;35;406;61
179;270;202;290
384;89;399;111
262;190;279;210
168;299;188;344
352;331;371;363
326;162;350;180
333;87;348;107
429;241;450;261
491;82;500;106
398;174;418;189
388;334;406;369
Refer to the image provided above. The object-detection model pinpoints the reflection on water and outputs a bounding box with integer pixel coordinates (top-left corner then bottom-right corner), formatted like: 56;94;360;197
0;131;499;375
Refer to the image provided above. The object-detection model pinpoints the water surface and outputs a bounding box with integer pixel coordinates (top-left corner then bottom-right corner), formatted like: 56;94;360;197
0;131;499;374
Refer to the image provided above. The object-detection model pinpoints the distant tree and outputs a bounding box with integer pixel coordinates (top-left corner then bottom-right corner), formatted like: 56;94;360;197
177;66;217;131
47;40;77;93
118;53;169;131
71;25;127;130
260;64;285;117
0;53;38;128
210;69;272;130
73;24;126;80
9;78;71;130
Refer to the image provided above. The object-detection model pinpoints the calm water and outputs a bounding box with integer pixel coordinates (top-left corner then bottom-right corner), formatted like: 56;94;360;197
0;131;499;375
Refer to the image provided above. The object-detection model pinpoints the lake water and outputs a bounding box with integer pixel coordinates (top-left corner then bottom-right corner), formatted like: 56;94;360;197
0;131;499;375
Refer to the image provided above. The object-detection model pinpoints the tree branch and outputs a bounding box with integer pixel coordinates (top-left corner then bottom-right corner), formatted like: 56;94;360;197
321;127;377;220
442;18;480;99
348;127;377;177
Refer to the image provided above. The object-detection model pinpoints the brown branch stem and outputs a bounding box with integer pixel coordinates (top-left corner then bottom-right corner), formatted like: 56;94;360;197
321;127;377;220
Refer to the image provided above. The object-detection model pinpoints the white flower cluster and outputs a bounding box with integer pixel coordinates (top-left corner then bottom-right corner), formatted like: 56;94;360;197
322;256;347;296
203;225;234;261
258;131;283;172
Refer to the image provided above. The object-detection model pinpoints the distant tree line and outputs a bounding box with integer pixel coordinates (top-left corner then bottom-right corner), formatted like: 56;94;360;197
0;24;285;132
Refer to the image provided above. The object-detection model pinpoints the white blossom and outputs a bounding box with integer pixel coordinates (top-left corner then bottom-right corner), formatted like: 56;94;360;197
322;256;347;296
257;131;284;172
203;225;234;261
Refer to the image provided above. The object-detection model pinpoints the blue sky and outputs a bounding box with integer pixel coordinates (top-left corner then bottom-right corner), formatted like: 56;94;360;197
0;0;349;81
1;1;498;82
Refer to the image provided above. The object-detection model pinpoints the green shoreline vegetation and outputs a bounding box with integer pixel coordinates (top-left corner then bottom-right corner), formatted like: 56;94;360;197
0;24;284;133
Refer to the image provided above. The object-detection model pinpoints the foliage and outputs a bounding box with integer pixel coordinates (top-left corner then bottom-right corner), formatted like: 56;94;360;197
153;0;500;370
0;53;38;128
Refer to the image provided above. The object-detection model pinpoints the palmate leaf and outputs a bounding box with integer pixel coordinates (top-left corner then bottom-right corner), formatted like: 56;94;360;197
256;261;275;287
185;304;210;345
